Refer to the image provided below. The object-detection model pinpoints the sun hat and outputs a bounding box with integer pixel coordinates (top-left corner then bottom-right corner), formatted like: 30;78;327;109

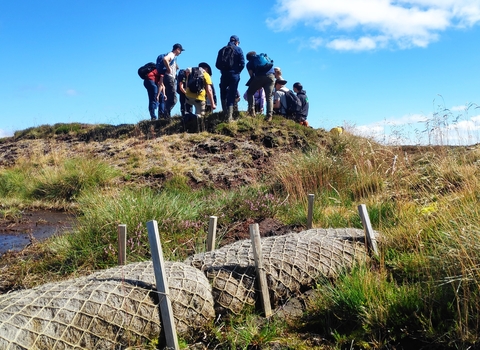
198;62;212;76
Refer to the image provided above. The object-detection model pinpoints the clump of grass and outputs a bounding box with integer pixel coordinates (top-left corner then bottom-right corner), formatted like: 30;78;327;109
205;186;287;224
0;168;31;199
210;310;285;350
31;157;120;201
54;123;82;135
301;267;427;348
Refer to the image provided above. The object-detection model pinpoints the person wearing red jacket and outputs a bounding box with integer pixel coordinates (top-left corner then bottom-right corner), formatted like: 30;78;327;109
143;68;166;120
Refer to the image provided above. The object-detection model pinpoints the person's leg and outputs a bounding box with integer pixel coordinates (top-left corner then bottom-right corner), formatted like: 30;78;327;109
224;73;240;121
247;77;263;116
219;76;227;112
263;74;275;121
158;93;166;118
226;73;240;107
179;92;186;116
143;79;158;120
163;74;177;117
194;100;206;132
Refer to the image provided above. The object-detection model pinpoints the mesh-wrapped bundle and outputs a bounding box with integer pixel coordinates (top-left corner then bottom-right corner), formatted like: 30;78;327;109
0;261;215;350
185;228;373;315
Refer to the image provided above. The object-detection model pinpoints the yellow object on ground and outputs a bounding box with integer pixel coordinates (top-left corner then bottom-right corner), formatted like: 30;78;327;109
330;126;344;136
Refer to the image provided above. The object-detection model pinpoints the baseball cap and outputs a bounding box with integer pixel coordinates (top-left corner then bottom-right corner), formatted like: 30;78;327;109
173;43;185;51
276;79;287;85
229;35;240;43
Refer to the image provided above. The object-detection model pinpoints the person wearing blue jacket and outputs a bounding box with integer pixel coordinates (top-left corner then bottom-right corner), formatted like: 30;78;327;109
215;35;245;122
293;82;309;125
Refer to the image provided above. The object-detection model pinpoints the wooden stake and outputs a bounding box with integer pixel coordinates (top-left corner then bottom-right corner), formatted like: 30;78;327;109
307;193;315;229
249;223;272;318
146;220;179;350
357;204;379;257
207;216;217;251
117;224;126;266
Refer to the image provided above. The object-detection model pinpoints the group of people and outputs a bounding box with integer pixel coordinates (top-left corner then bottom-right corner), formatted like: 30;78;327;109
142;36;309;128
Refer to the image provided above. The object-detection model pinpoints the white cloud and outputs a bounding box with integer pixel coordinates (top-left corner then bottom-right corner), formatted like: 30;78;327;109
327;36;379;51
267;0;480;51
0;129;13;138
66;89;78;96
354;110;480;145
451;105;468;112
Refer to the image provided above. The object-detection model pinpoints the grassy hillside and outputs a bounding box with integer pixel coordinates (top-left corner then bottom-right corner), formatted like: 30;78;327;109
1;113;480;349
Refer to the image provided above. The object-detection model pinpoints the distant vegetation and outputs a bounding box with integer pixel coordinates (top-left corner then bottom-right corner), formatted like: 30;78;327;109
1;115;480;349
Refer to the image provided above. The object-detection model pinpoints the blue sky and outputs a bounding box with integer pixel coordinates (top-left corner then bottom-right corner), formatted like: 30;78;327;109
1;0;479;145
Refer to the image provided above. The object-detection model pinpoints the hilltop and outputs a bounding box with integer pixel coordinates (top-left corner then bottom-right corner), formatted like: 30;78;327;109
0;114;326;191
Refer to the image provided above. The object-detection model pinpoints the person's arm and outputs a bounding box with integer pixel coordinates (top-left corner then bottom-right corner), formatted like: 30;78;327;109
238;48;245;72
206;85;216;110
179;69;189;94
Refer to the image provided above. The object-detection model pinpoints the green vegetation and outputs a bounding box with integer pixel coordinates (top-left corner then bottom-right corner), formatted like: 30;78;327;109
1;120;480;349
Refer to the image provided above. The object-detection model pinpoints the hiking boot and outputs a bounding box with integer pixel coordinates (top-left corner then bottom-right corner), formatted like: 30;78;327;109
151;117;157;121
248;108;256;117
227;106;234;123
265;114;272;122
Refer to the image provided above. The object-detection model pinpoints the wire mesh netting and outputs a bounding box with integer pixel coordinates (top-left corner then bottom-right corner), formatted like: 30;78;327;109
0;261;215;349
0;227;377;349
184;228;372;314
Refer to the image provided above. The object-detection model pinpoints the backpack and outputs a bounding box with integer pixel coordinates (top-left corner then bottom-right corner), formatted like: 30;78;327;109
187;67;205;94
155;53;168;75
253;53;273;75
137;62;156;79
282;90;303;120
215;45;235;71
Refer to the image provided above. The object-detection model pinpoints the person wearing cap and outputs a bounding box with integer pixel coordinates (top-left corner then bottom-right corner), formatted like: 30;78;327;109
245;51;275;121
273;79;290;118
162;43;185;117
293;82;309;126
178;62;216;132
215;35;245;122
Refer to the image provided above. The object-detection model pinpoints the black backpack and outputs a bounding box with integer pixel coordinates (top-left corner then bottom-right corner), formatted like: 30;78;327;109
215;45;235;71
138;62;156;79
282;90;303;120
187;67;205;94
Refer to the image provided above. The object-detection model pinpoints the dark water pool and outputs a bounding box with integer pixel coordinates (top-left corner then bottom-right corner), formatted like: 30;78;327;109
0;211;75;255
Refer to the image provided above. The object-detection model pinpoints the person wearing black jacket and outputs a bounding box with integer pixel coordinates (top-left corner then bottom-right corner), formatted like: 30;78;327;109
293;82;309;125
215;35;245;122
